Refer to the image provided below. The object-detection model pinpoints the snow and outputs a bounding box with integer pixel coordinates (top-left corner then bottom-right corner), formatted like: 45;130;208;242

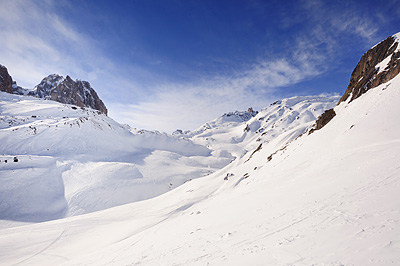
0;73;399;265
0;92;338;227
0;92;226;225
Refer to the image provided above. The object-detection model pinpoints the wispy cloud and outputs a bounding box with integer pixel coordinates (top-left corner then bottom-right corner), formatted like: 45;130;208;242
0;0;141;99
0;0;79;86
300;0;379;42
108;43;326;133
108;0;385;133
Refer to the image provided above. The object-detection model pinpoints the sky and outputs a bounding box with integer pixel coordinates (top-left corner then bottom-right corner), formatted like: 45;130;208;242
1;0;400;133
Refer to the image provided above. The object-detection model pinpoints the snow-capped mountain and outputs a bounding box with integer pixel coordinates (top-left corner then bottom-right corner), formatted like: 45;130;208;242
0;65;108;114
0;33;400;265
177;96;339;161
29;74;108;114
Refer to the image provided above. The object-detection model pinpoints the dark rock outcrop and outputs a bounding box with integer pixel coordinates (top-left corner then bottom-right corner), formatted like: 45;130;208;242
0;65;14;94
0;65;27;95
30;74;108;115
309;109;336;134
339;35;400;103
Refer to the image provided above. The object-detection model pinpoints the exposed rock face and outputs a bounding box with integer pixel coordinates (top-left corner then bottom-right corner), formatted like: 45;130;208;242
0;65;14;94
0;64;27;95
311;33;400;133
30;74;108;115
309;109;336;134
339;34;400;103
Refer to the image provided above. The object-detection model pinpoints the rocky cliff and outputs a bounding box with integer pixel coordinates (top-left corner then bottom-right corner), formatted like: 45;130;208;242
0;65;27;95
339;34;400;103
311;33;400;133
29;74;108;115
0;65;14;94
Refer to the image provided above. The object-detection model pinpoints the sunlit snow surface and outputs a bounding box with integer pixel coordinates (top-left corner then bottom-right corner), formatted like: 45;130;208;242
0;93;220;225
0;75;399;265
0;90;338;227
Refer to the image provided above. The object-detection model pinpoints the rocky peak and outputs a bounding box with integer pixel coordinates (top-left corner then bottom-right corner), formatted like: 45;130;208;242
311;33;400;133
30;74;108;115
0;65;14;94
339;33;400;103
0;64;27;95
29;74;64;99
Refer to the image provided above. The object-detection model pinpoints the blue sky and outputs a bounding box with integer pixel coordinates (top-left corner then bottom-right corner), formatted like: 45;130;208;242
1;0;400;132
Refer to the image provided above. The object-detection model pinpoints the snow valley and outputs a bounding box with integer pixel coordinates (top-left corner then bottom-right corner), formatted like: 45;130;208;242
1;33;400;265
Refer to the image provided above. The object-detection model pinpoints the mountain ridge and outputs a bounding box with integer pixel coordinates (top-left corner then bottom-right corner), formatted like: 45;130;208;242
0;65;108;114
29;74;108;115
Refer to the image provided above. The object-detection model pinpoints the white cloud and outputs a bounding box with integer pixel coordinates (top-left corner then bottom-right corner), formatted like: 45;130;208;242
0;1;80;87
0;0;147;109
0;0;124;91
300;0;379;42
108;46;325;133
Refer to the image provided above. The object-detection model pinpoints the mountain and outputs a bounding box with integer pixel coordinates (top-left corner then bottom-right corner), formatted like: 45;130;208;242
0;33;399;265
0;65;13;94
29;74;108;114
312;32;400;132
179;96;339;161
340;32;400;104
0;64;26;95
0;66;108;115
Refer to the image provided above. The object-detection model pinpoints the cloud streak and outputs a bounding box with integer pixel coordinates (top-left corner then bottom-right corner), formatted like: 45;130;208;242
109;42;326;133
0;0;143;101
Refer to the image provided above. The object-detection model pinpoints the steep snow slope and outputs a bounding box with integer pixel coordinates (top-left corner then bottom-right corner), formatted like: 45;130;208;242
0;70;399;265
0;92;226;225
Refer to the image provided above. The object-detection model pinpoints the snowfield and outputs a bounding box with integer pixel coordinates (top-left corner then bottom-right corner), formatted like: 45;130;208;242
0;91;338;226
0;74;399;265
0;92;222;225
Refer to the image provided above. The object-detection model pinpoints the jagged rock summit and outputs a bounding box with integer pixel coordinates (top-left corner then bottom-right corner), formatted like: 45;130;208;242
0;64;107;114
29;74;108;114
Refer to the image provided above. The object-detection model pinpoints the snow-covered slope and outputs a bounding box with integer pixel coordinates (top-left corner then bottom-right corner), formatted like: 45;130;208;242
0;64;399;266
176;95;339;161
0;90;338;227
0;93;232;225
